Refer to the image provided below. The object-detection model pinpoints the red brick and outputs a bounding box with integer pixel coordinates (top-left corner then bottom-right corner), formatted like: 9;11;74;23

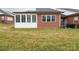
37;13;61;29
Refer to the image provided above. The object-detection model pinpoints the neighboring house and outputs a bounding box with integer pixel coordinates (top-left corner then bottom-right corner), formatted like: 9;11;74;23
56;8;79;28
0;9;14;23
13;8;62;28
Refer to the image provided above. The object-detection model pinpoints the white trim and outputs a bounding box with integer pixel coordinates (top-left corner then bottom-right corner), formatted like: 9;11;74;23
41;15;56;23
46;15;47;22
41;15;46;23
15;14;21;23
14;13;37;28
20;14;21;23
14;15;15;23
73;16;78;24
21;15;26;23
30;14;32;23
27;14;31;23
51;15;56;23
32;15;37;23
26;14;27;23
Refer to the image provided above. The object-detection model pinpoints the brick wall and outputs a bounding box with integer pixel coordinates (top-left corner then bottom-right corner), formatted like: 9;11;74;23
0;16;13;23
67;16;73;24
37;13;61;29
67;16;79;25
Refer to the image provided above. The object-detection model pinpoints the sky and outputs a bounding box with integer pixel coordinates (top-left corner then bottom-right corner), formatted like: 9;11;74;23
0;0;79;9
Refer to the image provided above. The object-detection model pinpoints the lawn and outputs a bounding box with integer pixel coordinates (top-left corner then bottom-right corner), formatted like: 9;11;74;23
0;23;79;51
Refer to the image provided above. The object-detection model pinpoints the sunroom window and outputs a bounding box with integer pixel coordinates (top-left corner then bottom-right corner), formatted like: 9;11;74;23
27;15;31;23
21;15;26;23
16;15;20;22
32;15;36;23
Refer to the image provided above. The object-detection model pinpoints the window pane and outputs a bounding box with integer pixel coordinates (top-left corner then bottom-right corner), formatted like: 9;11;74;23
27;15;31;23
21;15;26;23
16;15;20;22
74;17;78;21
42;16;46;22
32;15;36;23
47;16;51;22
52;16;55;22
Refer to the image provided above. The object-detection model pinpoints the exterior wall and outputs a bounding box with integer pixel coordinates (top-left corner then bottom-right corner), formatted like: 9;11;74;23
66;16;73;24
37;13;61;29
14;13;61;29
66;16;79;25
14;13;37;28
0;16;13;23
15;23;37;28
6;16;14;23
7;16;13;21
0;16;7;23
0;16;2;22
78;16;79;24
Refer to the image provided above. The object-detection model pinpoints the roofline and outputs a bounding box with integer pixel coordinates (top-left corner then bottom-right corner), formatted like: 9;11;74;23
13;11;36;13
0;9;14;16
13;11;62;14
1;14;14;16
64;13;79;17
0;14;14;16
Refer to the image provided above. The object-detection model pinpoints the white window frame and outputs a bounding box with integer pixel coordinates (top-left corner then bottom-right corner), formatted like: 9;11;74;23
2;16;5;20
41;15;56;23
42;15;47;22
15;14;37;23
32;15;37;23
21;14;26;23
46;15;51;22
15;15;21;23
73;16;78;24
50;15;56;22
27;14;31;23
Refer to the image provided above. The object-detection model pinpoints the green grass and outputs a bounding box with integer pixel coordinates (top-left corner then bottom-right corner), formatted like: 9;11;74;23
0;23;79;51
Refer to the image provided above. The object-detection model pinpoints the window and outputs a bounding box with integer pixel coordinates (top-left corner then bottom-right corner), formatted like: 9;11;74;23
74;16;78;21
42;15;55;22
42;16;46;22
47;16;51;22
16;15;20;22
32;15;36;23
73;16;78;24
2;16;5;20
21;15;26;23
51;16;55;22
27;15;31;23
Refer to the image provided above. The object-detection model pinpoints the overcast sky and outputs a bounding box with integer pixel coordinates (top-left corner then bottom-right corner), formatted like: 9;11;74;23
0;0;79;9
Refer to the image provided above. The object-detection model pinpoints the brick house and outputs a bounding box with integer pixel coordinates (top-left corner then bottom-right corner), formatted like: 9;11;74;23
0;9;14;23
57;8;79;28
13;8;62;29
1;8;79;28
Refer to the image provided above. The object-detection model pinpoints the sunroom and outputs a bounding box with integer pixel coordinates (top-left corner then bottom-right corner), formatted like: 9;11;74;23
14;13;37;28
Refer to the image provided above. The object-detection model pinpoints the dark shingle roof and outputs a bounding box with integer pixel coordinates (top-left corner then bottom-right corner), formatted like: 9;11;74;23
36;8;61;13
0;8;62;15
59;8;79;12
12;8;62;13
